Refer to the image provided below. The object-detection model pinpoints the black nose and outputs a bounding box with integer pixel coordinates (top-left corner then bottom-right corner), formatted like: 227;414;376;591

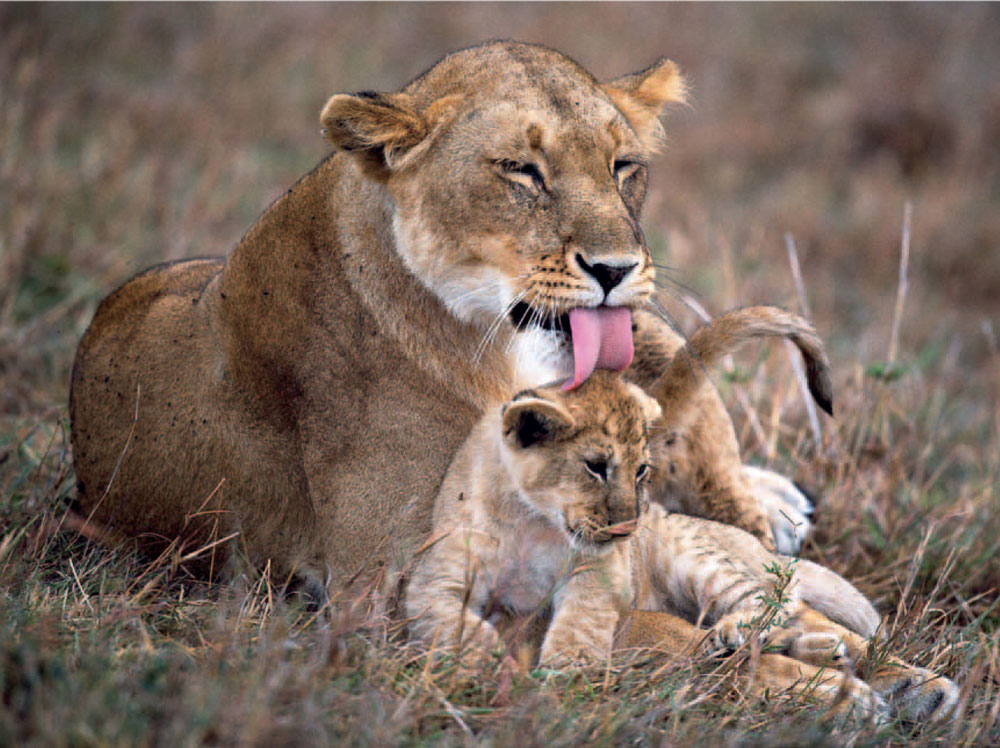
576;254;637;296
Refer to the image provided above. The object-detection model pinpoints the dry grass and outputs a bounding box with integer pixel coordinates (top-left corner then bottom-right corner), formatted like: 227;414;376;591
2;4;998;745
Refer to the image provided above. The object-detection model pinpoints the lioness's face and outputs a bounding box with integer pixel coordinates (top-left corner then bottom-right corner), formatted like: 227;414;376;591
322;42;685;385
393;98;654;322
499;372;661;553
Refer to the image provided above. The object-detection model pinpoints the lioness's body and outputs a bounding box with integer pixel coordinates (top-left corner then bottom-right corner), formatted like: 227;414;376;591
72;41;805;590
71;159;502;581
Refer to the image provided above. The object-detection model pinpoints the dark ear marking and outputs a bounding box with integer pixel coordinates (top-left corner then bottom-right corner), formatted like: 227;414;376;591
501;393;574;448
512;409;553;448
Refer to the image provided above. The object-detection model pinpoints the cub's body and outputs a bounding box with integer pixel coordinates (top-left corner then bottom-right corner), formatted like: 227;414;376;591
409;310;959;722
409;371;860;665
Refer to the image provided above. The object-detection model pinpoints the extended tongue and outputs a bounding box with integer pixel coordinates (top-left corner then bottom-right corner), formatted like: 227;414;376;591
563;307;635;390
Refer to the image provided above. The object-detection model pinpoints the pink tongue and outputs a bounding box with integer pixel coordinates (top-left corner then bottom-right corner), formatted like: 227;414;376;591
563;307;634;390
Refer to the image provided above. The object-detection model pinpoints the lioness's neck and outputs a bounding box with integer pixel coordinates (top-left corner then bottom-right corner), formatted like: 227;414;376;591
223;154;515;412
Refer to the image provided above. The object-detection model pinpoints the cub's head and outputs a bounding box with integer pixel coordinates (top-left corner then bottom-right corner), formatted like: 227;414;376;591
321;41;686;384
499;371;662;553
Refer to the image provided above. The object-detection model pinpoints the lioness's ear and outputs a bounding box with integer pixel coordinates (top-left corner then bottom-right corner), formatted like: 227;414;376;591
502;394;574;449
604;58;687;154
321;91;452;180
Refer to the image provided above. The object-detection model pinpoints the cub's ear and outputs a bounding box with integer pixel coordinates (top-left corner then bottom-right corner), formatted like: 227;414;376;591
501;394;575;449
603;58;687;154
320;91;458;180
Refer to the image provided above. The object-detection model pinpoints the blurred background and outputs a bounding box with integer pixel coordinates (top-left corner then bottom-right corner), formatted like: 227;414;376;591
2;3;998;549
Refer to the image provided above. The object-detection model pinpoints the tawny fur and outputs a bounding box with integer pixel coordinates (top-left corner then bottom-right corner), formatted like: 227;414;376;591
409;311;959;722
71;41;802;594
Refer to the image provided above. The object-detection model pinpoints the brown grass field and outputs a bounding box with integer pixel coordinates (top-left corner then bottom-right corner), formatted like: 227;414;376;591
2;4;999;745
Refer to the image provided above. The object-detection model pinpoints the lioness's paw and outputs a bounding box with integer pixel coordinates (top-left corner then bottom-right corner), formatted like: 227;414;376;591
877;666;960;723
743;465;814;555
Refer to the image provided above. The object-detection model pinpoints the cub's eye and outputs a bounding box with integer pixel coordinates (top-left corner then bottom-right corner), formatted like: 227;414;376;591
495;159;546;192
584;459;608;482
635;464;651;484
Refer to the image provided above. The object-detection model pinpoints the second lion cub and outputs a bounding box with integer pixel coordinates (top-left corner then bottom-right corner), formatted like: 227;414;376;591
408;306;958;722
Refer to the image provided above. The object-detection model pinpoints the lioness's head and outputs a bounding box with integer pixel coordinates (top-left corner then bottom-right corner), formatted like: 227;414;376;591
498;371;662;552
321;41;685;386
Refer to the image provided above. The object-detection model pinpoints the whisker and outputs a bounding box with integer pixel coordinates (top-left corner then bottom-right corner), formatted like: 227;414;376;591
650;260;684;275
508;295;543;356
653;276;703;303
473;288;527;364
646;297;686;339
448;281;508;306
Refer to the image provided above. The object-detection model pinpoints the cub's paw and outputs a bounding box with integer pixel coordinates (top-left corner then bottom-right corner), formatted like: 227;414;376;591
803;667;889;724
875;666;960;723
785;631;851;668
743;465;814;555
712;612;766;652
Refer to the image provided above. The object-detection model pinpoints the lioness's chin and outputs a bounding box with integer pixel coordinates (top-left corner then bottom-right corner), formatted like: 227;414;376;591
510;327;573;388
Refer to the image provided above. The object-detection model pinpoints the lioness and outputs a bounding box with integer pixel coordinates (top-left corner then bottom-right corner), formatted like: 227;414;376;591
408;308;958;722
71;42;811;601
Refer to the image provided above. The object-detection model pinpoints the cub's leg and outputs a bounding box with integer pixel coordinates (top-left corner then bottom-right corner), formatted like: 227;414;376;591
615;609;708;653
406;531;502;661
633;508;800;651
774;608;960;722
538;550;631;666
752;653;889;722
741;465;814;554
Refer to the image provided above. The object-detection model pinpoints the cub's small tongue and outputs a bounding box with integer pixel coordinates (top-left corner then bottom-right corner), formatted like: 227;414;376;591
563;307;634;390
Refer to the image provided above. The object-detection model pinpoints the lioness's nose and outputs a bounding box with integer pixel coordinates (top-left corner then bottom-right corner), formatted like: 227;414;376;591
576;254;637;295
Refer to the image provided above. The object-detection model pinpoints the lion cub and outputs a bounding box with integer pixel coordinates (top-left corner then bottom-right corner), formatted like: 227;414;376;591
408;307;958;722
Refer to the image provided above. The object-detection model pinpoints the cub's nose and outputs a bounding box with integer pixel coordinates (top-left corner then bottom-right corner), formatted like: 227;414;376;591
576;254;637;296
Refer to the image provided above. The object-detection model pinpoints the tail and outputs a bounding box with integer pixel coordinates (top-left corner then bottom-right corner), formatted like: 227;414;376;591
651;306;833;426
793;558;881;638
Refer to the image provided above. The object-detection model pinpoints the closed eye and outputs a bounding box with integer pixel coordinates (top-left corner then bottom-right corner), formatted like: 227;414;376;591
585;459;608;482
495;159;546;192
613;159;644;183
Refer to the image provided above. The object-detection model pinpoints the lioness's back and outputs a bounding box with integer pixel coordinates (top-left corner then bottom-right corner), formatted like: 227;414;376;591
70;258;238;549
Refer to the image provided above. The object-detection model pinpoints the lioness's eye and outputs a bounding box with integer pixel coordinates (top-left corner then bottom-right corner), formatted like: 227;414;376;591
495;159;546;191
635;464;650;483
585;459;608;482
613;159;643;183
